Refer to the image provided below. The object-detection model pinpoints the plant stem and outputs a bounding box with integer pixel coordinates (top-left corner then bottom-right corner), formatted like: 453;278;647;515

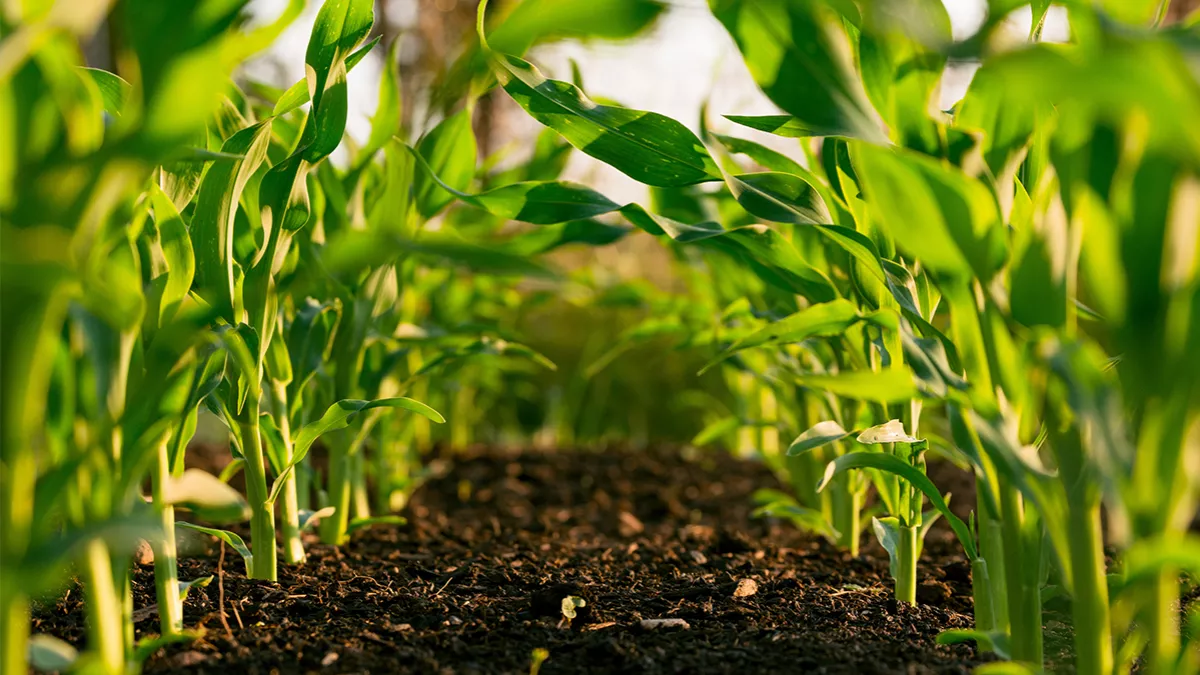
151;436;182;635
1000;485;1044;666
272;384;305;565
831;479;862;556
977;481;1010;632
896;524;918;605
83;539;126;675
971;557;996;635
1066;502;1113;675
1144;568;1180;674
351;451;371;520
320;434;353;546
239;396;277;581
1;587;29;675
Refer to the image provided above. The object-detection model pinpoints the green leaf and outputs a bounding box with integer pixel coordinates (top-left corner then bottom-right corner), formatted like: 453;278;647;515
178;575;213;602
751;490;840;540
856;419;919;444
164;470;251;523
937;629;1011;660
346;515;407;535
133;631;201;664
725;114;817;138
148;184;195;328
190;122;273;321
794;367;917;403
726;171;832;225
872;516;904;583
414;107;479;219
80;67;130;117
700;299;860;374
709;132;806;174
851;143;1005;279
177;523;253;573
692;416;740;447
301;0;376;160
482;10;721;188
269;398;444;504
787;420;852;456
1121;535;1200;588
817;451;977;558
298;506;338;533
710;0;884;141
28;634;78;672
273;36;380;116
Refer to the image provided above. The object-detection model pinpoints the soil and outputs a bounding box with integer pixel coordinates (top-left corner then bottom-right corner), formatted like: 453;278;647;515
33;447;1000;674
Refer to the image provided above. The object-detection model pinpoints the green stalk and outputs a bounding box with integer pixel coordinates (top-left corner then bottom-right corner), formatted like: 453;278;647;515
896;524;918;605
977;481;1010;632
1;585;29;675
830;482;863;556
83;539;126;675
971;557;997;634
271;383;305;565
1066;502;1113;675
150;436;182;634
351;451;371;520
320;432;353;546
1000;484;1044;666
238;396;277;581
1144;570;1180;675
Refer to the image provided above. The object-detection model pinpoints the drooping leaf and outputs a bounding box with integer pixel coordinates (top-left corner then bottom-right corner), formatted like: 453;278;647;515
856;419;919;444
164;470;251;523
176;523;252;574
818;451;977;558
794;367;917;403
786;420;852;456
413;106;478;219
710;0;885;142
481;9;721;188
700;299;860;374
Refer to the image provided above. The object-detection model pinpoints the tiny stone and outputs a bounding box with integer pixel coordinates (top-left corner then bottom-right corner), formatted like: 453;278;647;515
639;618;690;631
447;615;463;626
733;578;759;598
171;651;207;668
618;511;644;537
134;540;154;566
321;652;339;667
688;550;707;565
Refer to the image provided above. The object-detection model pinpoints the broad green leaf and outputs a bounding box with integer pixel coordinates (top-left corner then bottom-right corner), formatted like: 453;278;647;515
298;506;338;533
301;0;375;160
751;490;840;540
786;420;852;456
856;419;919;444
269;398;444;503
692;415;740;446
794;367;917;403
502;220;630;255
818;451;977;557
320;229;554;278
148;184;194;327
726;171;832;225
482;10;721;188
871;516;905;583
414;107;479;219
178;575;213;602
133;632;202;664
28;634;78;672
346;515;407;534
710;0;884;142
273;36;381;116
851;143;1005;280
710;132;806;174
190;122;273;321
362;33;402;163
164;470;251;523
937;630;1011;660
725;114;816;138
79;67;130;116
700;299;860;374
177;523;252;573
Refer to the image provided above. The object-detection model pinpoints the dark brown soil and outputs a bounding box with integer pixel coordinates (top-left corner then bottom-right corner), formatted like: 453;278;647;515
33;448;996;674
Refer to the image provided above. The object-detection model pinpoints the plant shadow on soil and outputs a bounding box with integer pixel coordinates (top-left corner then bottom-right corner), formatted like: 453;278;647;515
34;448;1015;674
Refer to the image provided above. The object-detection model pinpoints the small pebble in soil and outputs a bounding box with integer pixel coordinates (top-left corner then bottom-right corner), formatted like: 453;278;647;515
733;578;759;598
618;511;645;537
321;652;339;667
639;618;691;630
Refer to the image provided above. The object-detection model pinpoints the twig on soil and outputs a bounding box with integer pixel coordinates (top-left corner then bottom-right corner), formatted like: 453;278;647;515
217;541;237;642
